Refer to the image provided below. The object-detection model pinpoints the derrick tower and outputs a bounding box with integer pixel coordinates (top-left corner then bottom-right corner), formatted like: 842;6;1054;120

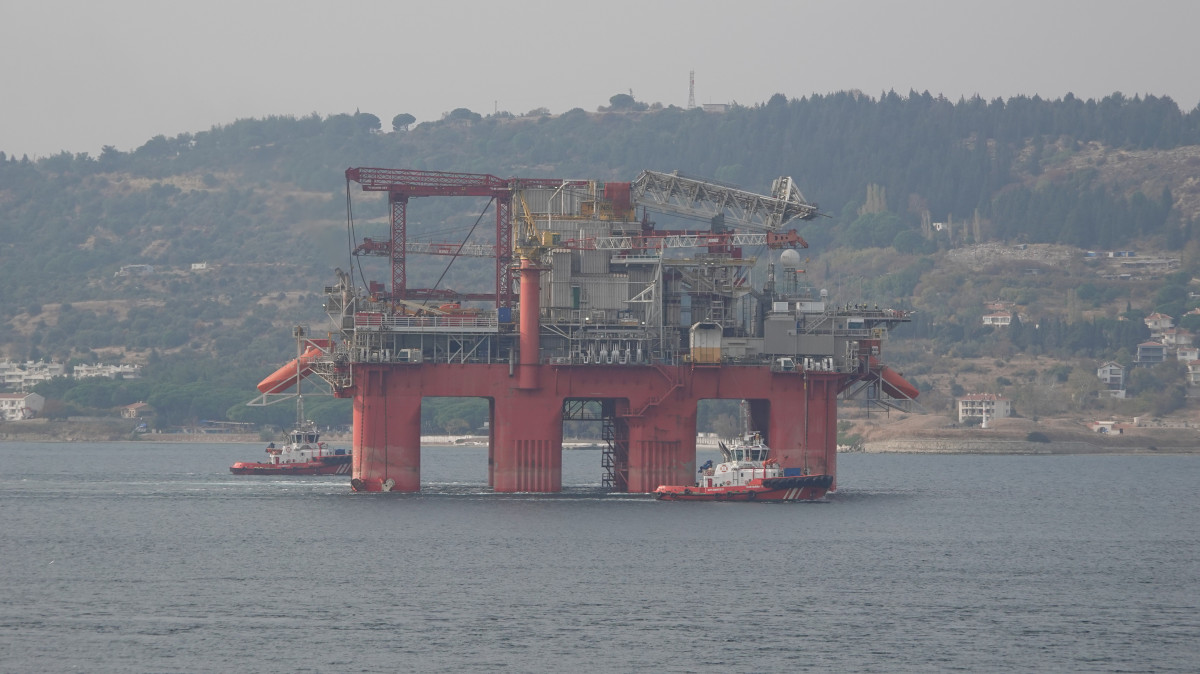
259;168;917;495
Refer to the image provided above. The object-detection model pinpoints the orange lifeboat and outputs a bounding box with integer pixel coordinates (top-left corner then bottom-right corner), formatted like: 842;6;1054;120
869;356;920;400
256;340;330;394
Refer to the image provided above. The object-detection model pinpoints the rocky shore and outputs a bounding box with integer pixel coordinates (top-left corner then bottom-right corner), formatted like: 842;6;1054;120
861;438;1192;454
849;413;1200;454
0;419;259;443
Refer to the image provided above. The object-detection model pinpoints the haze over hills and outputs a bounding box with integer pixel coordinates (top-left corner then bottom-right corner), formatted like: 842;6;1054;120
3;90;1199;432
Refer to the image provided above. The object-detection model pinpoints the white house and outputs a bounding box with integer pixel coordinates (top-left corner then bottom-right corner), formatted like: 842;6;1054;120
0;392;45;420
1188;361;1200;386
1096;361;1124;387
982;311;1013;327
1144;312;1174;335
0;361;67;389
1161;328;1194;348
1095;361;1126;398
958;393;1012;424
73;363;142;380
1177;347;1200;362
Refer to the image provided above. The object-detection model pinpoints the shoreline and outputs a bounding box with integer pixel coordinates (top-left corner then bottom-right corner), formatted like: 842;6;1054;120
3;430;1196;456
4;419;1197;455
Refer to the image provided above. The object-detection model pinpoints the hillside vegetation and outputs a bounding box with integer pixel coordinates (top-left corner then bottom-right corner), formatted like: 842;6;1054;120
3;90;1200;431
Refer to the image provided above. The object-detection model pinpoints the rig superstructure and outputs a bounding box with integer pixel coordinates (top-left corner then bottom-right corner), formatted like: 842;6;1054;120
257;168;918;494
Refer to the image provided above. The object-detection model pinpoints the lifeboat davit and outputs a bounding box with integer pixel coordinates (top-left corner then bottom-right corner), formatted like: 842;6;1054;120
869;356;919;400
257;340;330;394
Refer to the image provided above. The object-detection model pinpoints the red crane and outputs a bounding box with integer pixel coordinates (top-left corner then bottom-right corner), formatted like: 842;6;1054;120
345;167;568;307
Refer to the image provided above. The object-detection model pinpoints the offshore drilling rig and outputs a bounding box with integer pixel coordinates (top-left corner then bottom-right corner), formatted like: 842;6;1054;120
256;168;918;496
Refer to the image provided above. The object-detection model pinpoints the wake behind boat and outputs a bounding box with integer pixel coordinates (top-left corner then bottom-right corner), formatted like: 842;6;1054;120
654;431;831;502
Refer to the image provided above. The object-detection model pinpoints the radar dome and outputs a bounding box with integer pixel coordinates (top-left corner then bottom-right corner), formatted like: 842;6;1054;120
779;249;802;268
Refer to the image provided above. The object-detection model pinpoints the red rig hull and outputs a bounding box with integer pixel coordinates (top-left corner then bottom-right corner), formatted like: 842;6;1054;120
655;474;833;501
338;362;849;493
229;456;352;476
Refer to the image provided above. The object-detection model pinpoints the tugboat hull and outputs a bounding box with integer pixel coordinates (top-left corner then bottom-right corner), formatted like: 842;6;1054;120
230;456;352;475
654;474;833;501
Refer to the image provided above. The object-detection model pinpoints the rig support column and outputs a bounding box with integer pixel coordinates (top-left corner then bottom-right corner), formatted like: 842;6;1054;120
487;397;496;488
788;373;838;489
623;396;697;493
352;368;421;492
517;259;541;390
492;393;563;492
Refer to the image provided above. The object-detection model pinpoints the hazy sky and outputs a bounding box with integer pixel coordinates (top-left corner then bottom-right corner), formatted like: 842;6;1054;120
3;0;1197;159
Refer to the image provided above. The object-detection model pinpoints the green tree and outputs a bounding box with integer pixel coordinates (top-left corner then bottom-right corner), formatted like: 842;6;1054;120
355;112;381;132
1178;313;1200;331
1128;362;1187;415
608;93;636;110
892;229;932;254
842;212;904;248
443;108;482;123
606;93;647;111
391;113;416;132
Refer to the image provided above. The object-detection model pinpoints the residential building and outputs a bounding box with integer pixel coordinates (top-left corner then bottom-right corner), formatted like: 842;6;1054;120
120;402;152;419
1161;328;1194;348
1096;361;1124;387
2;360;140;389
1095;361;1126;398
0;392;45;420
1136;341;1167;366
1144;312;1174;335
1177;347;1200;362
982;311;1012;326
0;361;67;390
73;363;142;379
958;393;1012;424
1188;361;1200;386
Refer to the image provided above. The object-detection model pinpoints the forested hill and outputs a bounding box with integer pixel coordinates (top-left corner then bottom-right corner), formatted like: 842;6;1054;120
1;90;1199;421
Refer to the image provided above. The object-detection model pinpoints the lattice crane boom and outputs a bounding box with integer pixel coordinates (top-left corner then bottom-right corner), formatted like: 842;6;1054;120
357;229;807;259
630;170;820;231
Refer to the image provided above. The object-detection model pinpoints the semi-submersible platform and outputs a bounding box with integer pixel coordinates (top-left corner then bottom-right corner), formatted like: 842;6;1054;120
255;167;918;495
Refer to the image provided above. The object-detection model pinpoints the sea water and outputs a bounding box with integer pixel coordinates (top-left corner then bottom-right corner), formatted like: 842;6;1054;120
2;442;1198;672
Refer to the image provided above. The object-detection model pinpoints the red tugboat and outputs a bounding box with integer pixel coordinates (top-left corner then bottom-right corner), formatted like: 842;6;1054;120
230;398;351;475
654;432;831;502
